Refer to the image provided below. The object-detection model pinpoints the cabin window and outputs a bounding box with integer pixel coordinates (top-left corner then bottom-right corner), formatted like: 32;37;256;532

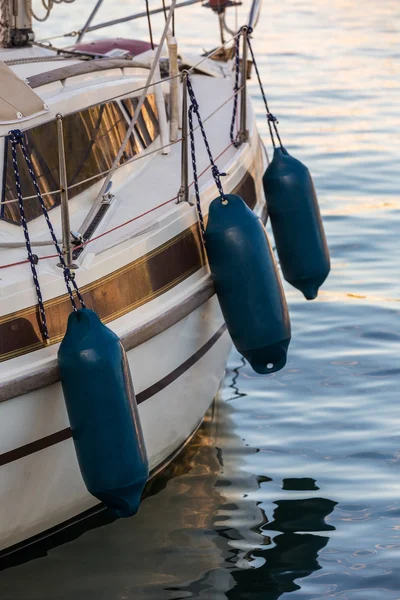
1;100;144;225
122;94;160;149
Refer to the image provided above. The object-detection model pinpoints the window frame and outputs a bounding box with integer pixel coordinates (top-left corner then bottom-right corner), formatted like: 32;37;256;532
0;91;163;227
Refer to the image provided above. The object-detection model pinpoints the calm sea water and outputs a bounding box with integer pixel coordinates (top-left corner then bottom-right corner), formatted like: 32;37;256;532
2;0;400;598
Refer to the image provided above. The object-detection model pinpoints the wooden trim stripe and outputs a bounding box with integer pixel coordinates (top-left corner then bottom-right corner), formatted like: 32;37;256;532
27;59;138;90
0;224;206;362
0;163;259;363
0;323;227;468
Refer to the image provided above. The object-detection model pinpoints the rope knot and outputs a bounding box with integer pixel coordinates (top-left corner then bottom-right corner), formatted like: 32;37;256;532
246;26;254;35
211;165;226;180
190;98;199;112
9;129;24;145
186;78;199;112
267;113;278;123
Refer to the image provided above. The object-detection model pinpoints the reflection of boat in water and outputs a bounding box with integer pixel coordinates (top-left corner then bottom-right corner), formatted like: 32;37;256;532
227;533;329;600
263;497;337;533
225;497;336;599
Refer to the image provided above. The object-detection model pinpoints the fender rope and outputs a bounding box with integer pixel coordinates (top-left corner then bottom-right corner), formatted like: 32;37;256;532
186;74;228;244
9;129;86;340
230;27;284;149
229;30;242;148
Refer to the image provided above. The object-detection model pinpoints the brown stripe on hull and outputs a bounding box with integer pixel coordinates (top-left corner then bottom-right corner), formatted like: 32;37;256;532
0;428;72;467
0;156;260;363
0;324;227;467
0;224;206;362
136;323;227;403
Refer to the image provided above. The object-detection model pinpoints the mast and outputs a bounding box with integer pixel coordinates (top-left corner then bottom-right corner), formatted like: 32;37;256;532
0;0;34;47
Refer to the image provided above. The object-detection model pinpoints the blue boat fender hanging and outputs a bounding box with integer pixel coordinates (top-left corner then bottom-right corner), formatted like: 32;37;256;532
58;308;149;518
263;147;330;300
240;30;330;300
185;74;290;375
205;194;291;374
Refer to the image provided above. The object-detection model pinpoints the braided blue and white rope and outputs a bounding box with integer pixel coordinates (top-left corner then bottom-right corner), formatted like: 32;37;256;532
188;100;206;242
186;75;228;245
229;27;284;150
9;129;86;339
229;32;242;148
10;132;50;341
245;30;283;149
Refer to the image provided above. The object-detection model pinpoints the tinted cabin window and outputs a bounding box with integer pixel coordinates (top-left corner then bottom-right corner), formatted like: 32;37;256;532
122;94;159;149
2;101;140;224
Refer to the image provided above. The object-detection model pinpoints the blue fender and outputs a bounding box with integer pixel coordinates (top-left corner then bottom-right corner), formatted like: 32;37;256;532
58;308;149;518
263;147;330;300
205;194;291;374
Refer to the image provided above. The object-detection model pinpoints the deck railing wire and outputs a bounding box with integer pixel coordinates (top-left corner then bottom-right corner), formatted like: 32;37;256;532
0;32;242;205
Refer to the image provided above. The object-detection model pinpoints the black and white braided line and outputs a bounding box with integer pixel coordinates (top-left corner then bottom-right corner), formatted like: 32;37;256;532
245;31;283;149
229;31;241;148
10;133;50;340
10;130;86;312
186;77;227;201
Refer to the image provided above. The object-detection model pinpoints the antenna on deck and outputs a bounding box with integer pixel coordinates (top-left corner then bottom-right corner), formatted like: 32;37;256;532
0;0;34;47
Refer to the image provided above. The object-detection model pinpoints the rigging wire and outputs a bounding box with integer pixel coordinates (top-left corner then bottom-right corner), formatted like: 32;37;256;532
0;28;242;208
0;141;235;270
76;0;104;43
0;28;243;207
162;0;168;21
18;31;240;109
0;3;265;277
36;0;204;42
145;0;155;51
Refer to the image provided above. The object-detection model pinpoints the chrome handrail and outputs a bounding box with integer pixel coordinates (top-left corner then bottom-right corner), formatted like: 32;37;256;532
238;27;249;144
177;72;189;204
56;114;77;269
